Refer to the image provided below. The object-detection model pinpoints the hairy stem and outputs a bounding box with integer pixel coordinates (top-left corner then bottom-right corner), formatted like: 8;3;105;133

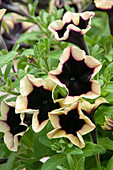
90;111;101;170
12;64;18;79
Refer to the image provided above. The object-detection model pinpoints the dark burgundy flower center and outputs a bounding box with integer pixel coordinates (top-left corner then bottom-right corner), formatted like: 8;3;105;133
57;55;94;96
59;108;85;136
27;86;60;124
6;107;27;136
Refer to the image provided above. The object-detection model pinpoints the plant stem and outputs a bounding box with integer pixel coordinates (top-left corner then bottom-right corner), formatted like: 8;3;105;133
107;9;113;36
90;111;101;170
12;64;19;79
95;153;101;170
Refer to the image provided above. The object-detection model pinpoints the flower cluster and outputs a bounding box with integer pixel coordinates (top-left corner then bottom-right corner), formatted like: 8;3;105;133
0;44;104;151
0;7;107;152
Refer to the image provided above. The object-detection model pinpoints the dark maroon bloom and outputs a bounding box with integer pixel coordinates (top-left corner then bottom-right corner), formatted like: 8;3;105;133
49;46;102;104
48;11;94;54
47;101;95;148
16;74;62;132
0;100;27;151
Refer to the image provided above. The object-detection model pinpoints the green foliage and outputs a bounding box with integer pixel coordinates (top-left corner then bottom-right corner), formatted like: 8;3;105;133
106;156;113;170
0;153;15;170
81;142;106;157
76;157;85;170
0;51;18;68
0;1;113;170
41;154;67;170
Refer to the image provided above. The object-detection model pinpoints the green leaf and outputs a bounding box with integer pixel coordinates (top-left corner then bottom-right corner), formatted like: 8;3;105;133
1;153;15;170
17;31;43;43
7;79;12;88
39;136;53;148
76;157;85;170
65;146;83;155
4;62;12;81
67;154;75;170
95;105;113;125
106;156;113;170
0;68;3;77
21;127;34;148
81;142;106;157
103;82;113;93
104;54;113;62
53;85;67;100
64;4;75;12
91;44;99;56
48;57;59;70
44;37;49;55
12;43;20;51
57;165;68;170
1;49;7;55
85;156;97;170
99;137;113;151
11;76;23;89
0;94;8;102
18;69;26;77
33;122;55;160
47;50;62;60
0;51;18;68
57;9;64;19
20;49;34;58
106;93;113;104
23;160;42;170
0;76;5;86
104;62;113;78
34;45;38;59
41;154;67;170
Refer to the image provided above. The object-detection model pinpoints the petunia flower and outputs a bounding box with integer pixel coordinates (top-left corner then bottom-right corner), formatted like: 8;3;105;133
48;11;95;54
0;0;31;19
0;100;28;151
84;0;113;11
83;0;113;36
47;101;95;148
15;74;62;133
101;116;113;131
79;97;107;144
0;9;8;51
49;46;102;104
1;13;34;50
79;97;107;115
